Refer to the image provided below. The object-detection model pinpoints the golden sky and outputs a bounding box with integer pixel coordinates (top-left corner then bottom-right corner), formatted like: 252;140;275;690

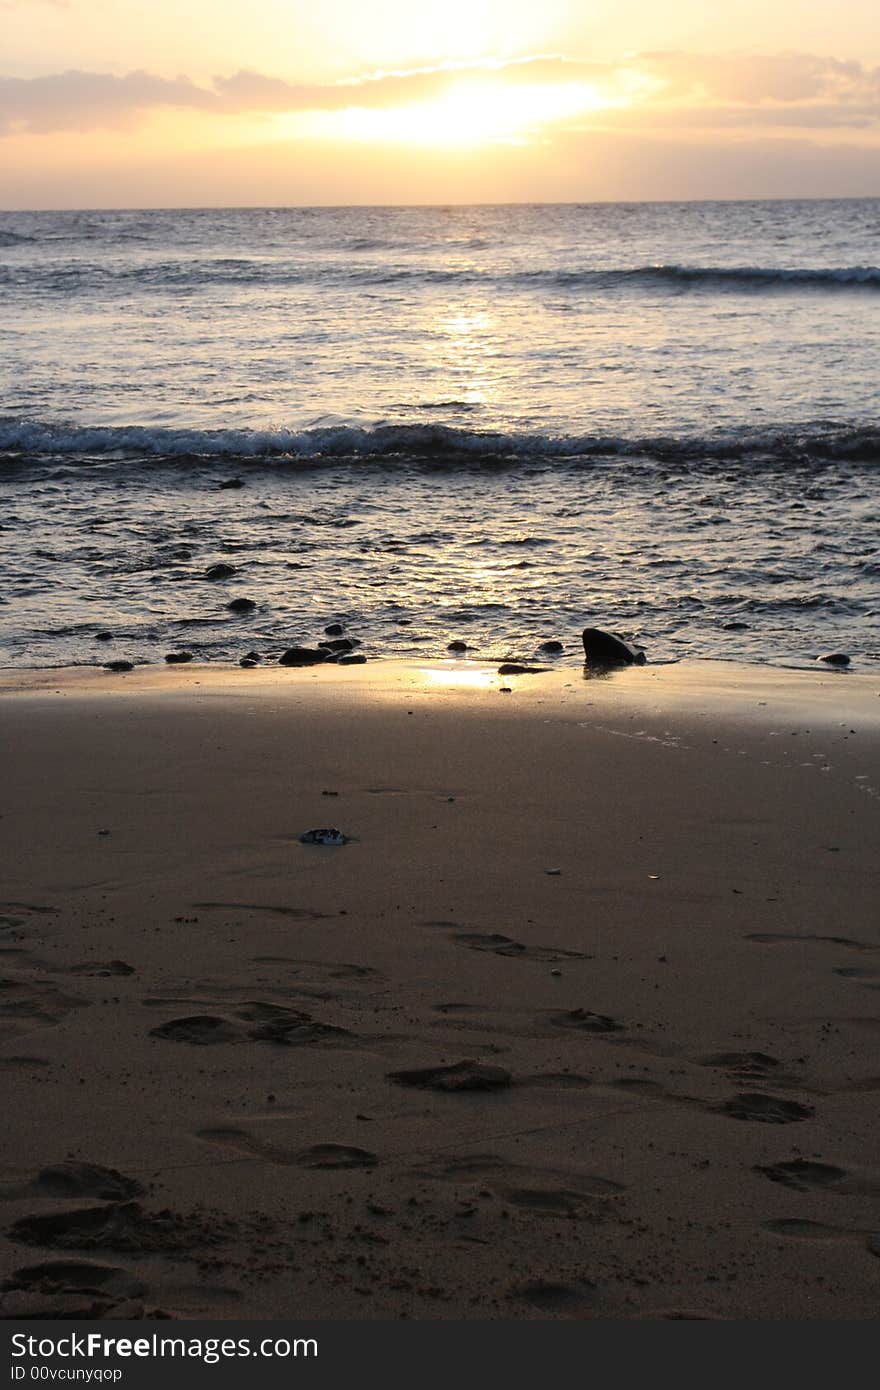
2;0;879;206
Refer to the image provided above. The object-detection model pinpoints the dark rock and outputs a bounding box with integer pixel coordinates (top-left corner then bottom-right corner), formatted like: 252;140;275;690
226;598;256;613
103;661;133;673
324;623;345;637
722;621;750;631
279;647;327;666
539;640;564;654
582;628;646;667
447;640;468;653
164;652;193;665
95;632;113;642
318;638;355;653
239;659;257;669
243;651;261;662
338;653;367;666
205;563;236;581
217;478;244;490
817;652;850;667
497;663;548;675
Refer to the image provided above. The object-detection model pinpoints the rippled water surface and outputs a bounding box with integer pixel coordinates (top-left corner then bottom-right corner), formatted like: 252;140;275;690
1;201;877;669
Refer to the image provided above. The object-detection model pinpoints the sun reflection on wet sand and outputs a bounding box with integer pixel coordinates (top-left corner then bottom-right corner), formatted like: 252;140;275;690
419;662;500;690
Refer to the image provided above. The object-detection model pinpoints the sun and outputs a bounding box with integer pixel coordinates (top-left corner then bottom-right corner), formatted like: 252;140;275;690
280;76;620;149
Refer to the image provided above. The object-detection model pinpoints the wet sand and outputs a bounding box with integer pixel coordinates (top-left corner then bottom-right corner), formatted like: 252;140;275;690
0;659;878;1320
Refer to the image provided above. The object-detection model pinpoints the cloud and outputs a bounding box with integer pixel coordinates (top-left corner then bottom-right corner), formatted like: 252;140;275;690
638;51;879;108
0;70;215;133
0;50;878;137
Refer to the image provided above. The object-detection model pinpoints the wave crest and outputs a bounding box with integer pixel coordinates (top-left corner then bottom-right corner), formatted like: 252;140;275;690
1;417;878;468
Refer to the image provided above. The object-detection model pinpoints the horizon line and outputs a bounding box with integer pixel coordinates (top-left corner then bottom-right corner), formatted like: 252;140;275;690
3;193;879;215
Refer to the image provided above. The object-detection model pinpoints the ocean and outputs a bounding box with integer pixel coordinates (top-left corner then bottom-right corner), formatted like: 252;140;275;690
1;199;877;670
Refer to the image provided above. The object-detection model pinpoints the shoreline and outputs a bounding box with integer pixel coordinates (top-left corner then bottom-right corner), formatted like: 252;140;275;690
1;658;878;1319
2;657;878;748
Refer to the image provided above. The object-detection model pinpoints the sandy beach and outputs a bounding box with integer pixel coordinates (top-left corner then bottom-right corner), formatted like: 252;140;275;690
1;658;878;1320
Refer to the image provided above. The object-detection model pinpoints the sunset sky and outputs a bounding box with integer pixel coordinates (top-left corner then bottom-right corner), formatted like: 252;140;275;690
2;0;879;207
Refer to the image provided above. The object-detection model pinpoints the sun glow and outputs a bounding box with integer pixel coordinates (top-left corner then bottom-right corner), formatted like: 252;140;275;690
284;77;620;148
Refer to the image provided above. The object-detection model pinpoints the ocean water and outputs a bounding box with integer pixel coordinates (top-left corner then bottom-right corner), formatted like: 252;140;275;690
1;200;878;670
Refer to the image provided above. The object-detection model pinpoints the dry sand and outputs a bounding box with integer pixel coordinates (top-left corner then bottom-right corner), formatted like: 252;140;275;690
0;658;878;1320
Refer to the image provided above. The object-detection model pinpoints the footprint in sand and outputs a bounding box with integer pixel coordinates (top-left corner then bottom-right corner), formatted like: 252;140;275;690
8;1202;224;1254
412;1154;625;1216
745;933;879;953
34;1162;145;1202
605;1077;813;1124
548;1008;623;1034
0;978;89;1036
0;1056;49;1071
762;1218;880;1260
755;1160;879;1195
0;1259;146;1319
715;1093;814;1124
193;902;333;920
234;1002;350;1045
387;1060;512;1092
698;1051;806;1086
453;932;591;962
67;960;135;978
499;1187;611;1218
755;1160;847;1191
0;1161;145;1204
252;957;379;982
518;1071;595;1090
513;1278;600;1311
833;966;880;989
197;1127;377;1169
149;1015;241;1045
149;1003;351;1046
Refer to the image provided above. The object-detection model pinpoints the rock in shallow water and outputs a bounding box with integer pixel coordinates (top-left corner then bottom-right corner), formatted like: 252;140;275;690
318;637;355;653
582;627;646;667
817;652;850;667
164;651;193;664
226;597;256;613
279;647;327;666
205;563;236;580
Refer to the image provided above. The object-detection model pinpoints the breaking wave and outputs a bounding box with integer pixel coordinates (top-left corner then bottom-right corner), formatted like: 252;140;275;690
2;417;878;468
3;259;879;295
